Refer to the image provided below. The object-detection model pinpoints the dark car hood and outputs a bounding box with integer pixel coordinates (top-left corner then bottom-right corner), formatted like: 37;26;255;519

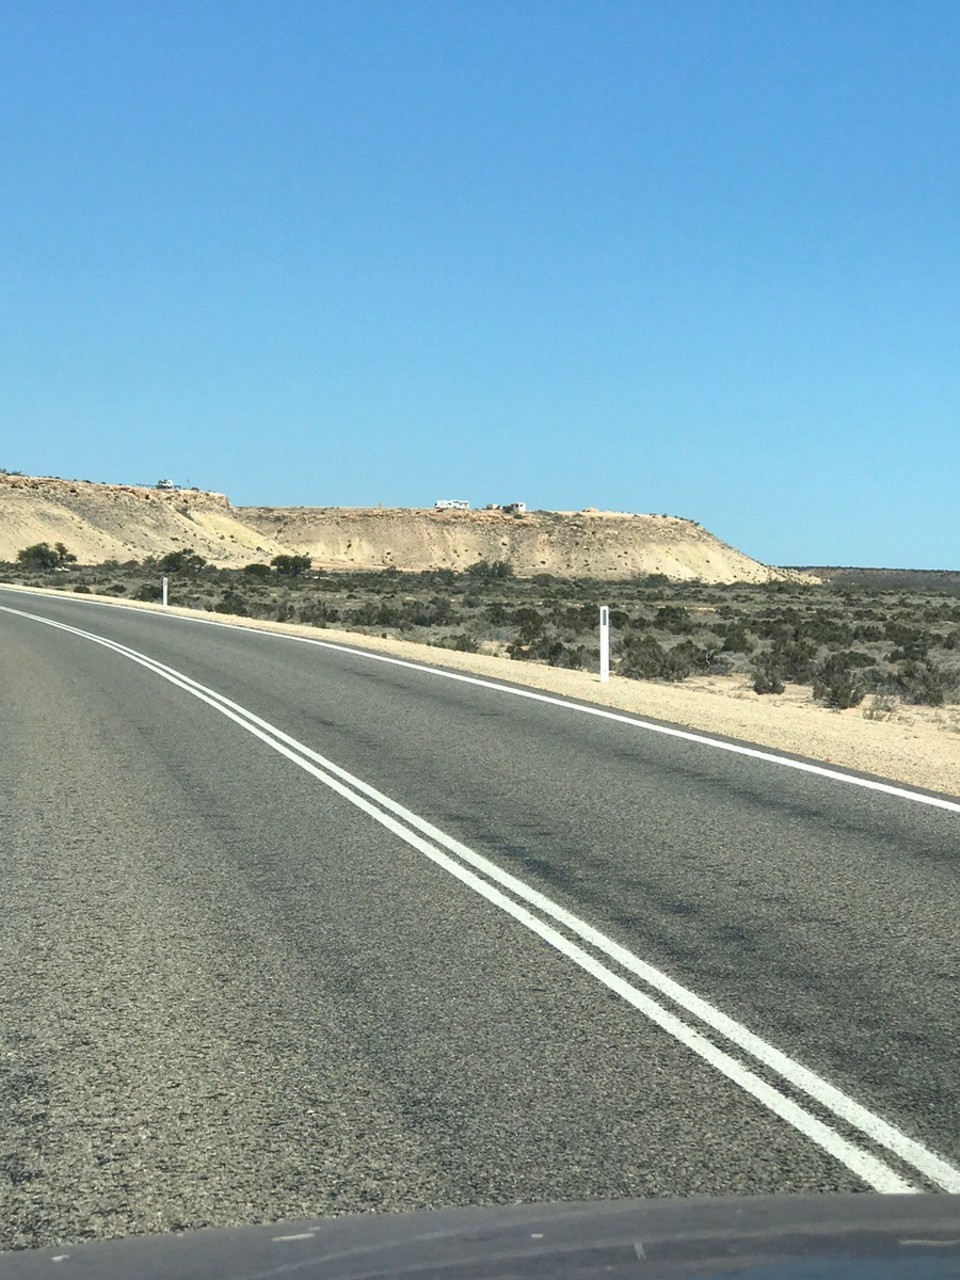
1;1194;959;1279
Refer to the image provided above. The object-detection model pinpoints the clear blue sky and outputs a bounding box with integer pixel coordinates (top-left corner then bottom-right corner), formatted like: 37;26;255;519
3;1;958;568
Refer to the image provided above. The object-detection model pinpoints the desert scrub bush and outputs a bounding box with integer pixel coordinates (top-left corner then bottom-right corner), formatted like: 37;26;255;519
655;604;694;634
297;602;341;626
852;623;884;642
805;611;854;646
719;622;755;654
770;636;818;683
431;632;480;653
213;591;250;616
511;606;546;644
16;542;59;569
618;634;667;680
466;559;514;582
483;602;510;625
862;692;897;721
750;651;785;694
833;649;877;668
508;635;584;668
348;601;381;626
662;639;710;680
426;596;459;626
271;553;312;577
159;548;207;573
884;623;932;660
618;634;705;682
812;654;865;709
892;659;955;706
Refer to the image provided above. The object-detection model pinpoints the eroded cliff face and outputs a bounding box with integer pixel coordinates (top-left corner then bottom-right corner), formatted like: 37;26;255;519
0;474;287;566
239;505;806;583
0;474;807;582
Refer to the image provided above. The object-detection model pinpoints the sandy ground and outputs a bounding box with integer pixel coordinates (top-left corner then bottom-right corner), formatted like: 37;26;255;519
6;584;960;801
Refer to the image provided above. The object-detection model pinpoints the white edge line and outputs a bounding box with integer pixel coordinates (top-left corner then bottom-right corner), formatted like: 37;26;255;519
4;585;959;814
8;604;955;1195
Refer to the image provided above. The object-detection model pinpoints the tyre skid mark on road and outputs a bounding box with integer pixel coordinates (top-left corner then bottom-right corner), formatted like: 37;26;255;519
5;602;959;1196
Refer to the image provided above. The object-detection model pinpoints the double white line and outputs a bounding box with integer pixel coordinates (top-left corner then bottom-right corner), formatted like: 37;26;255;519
5;602;959;1196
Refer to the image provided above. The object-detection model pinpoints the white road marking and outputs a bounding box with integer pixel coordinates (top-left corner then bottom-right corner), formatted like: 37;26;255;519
4;603;960;1194
5;583;959;814
272;1232;316;1241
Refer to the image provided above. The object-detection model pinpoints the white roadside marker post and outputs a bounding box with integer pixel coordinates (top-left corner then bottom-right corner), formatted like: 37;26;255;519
599;605;610;683
162;576;169;607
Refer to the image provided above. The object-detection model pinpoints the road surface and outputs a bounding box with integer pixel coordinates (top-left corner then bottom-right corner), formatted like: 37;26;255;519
1;586;958;1250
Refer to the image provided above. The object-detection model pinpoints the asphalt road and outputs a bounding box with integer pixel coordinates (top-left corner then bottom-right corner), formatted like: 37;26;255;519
1;586;958;1251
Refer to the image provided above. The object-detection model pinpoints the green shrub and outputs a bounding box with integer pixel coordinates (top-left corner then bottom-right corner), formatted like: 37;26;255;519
884;623;931;660
16;540;77;569
720;622;754;654
271;553;311;577
513;607;546;644
16;542;59;569
214;591;250;616
835;649;877;668
436;632;480;653
812;654;865;709
862;692;897;721
509;636;584;668
655;604;694;634
893;659;954;706
771;636;818;683
619;634;704;681
466;559;513;581
350;602;380;626
159;548;206;573
619;634;668;680
750;651;785;694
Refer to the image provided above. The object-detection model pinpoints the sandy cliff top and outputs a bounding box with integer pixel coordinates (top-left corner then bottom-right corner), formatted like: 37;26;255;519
238;504;808;583
0;474;287;566
0;475;809;582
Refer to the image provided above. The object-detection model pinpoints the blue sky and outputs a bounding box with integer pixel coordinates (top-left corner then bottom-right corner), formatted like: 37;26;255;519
3;1;958;568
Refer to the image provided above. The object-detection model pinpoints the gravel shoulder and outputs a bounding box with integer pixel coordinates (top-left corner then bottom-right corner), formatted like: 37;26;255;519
6;583;960;800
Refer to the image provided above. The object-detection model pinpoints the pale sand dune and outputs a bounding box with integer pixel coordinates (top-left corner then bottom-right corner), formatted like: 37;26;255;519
6;584;958;801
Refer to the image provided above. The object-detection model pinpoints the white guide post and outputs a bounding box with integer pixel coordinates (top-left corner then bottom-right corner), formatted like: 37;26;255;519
599;605;610;683
162;576;169;607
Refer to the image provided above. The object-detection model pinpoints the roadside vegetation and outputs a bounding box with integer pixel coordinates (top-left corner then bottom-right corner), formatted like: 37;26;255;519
4;548;960;711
